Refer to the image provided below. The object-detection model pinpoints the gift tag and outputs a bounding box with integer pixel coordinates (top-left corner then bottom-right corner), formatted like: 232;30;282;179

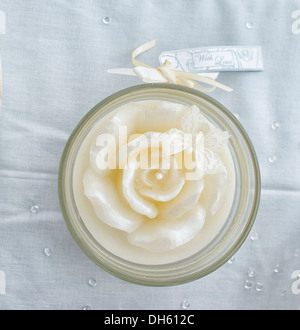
159;45;263;73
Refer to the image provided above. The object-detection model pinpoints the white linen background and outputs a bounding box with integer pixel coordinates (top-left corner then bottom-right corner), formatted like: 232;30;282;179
0;0;300;310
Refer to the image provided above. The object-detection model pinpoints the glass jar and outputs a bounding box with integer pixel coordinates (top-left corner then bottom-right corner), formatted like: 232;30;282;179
58;84;261;286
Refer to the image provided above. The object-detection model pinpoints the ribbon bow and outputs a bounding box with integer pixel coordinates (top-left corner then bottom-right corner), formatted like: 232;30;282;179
107;40;233;93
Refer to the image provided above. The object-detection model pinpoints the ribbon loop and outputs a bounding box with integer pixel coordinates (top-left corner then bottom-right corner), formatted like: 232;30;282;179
108;40;233;93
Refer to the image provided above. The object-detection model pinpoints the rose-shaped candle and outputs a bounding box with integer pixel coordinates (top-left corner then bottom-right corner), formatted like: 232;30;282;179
60;84;260;284
72;99;236;264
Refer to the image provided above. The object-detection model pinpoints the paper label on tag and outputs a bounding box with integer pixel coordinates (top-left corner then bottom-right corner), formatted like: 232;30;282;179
159;46;263;72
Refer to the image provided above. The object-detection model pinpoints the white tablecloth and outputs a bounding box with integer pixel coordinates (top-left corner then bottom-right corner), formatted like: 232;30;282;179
0;0;299;310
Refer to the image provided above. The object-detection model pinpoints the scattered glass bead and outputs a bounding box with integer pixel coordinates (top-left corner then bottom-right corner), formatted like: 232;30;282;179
255;282;264;292
271;122;280;130
268;155;277;163
250;231;259;241
233;113;240;121
43;247;52;257
248;267;256;278
244;280;253;290
273;264;283;275
228;256;236;264
245;21;254;29
30;205;39;213
88;278;97;287
82;305;91;310
102;16;111;25
181;299;191;309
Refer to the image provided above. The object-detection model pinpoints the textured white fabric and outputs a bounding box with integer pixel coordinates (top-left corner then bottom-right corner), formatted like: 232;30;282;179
0;0;300;310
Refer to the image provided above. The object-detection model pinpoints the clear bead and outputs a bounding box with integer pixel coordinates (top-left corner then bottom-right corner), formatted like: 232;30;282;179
103;16;111;25
268;155;277;163
256;282;264;292
250;231;259;241
181;299;191;309
43;248;52;257
228;256;236;264
271;122;280;130
244;280;253;290
273;264;283;275
233;113;240;121
30;205;39;213
245;21;254;29
247;267;256;278
88;278;97;287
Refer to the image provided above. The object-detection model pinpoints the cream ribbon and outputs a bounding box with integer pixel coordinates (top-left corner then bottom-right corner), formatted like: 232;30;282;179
107;40;233;93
